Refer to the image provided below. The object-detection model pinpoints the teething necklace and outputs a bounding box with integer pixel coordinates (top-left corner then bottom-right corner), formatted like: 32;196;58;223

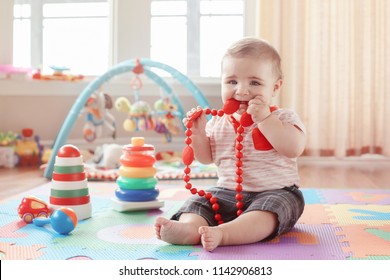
182;99;254;224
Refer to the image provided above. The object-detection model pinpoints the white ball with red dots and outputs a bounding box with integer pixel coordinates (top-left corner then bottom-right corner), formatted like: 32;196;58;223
55;144;83;166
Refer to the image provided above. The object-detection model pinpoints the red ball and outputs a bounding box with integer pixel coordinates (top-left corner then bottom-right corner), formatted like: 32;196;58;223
57;145;81;158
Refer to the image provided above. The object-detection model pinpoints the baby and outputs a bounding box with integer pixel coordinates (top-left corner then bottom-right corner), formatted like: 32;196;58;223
155;37;306;251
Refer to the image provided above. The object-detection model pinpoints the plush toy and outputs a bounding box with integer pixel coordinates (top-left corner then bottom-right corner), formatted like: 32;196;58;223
83;91;116;142
154;98;180;143
115;97;154;132
91;143;122;169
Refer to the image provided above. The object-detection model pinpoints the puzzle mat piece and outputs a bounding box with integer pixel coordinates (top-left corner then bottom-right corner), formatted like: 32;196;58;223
192;223;351;260
0;220;29;238
297;204;333;225
0;241;46;260
336;224;390;258
328;205;390;226
320;189;390;205
301;189;326;204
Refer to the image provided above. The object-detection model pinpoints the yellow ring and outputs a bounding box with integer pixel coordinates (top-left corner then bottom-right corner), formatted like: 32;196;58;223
118;166;157;178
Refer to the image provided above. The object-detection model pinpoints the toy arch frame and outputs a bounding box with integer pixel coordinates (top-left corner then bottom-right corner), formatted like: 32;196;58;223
43;58;210;179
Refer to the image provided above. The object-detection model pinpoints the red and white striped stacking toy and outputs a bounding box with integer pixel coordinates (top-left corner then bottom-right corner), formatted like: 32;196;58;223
50;144;92;220
112;137;164;212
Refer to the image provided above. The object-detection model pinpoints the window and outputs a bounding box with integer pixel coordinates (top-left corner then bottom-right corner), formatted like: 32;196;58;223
11;0;253;78
151;0;244;77
13;0;109;76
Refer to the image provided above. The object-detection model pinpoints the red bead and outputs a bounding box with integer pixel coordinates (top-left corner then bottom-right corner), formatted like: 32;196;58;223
184;166;191;174
211;109;218;116
190;188;197;194
185;183;192;190
205;108;211;115
212;203;220;211
236;143;243;151
198;190;205;196
218;220;224;225
214;214;222;221
185;129;192;137
236;184;243;192
236;160;242;167
236;135;243;142
236;168;243;175
185;137;192;145
237;209;243;216
236;151;243;158
217;110;224;117
183;175;191;182
236;193;243;201
205;192;212;199
236;201;243;209
209;196;218;204
237;126;244;133
236;176;243;183
186;120;193;128
182;146;194;165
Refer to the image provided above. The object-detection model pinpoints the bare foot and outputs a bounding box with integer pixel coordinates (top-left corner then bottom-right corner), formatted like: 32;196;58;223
154;217;200;245
198;226;224;251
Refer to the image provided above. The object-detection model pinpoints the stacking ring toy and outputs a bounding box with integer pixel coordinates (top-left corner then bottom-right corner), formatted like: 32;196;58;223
116;176;157;190
115;188;159;202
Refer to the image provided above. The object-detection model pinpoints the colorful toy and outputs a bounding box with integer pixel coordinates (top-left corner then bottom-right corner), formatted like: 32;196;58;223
112;137;164;212
82;91;116;142
182;98;278;224
17;196;51;223
115;60;155;132
50;144;92;220
32;66;84;81
33;207;78;235
44;58;210;179
14;128;43;166
154;98;181;143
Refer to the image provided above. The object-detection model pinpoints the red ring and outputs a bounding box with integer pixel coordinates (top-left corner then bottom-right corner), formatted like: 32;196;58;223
52;172;86;181
50;195;90;205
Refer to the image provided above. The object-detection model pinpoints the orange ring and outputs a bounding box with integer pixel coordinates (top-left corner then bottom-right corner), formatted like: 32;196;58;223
120;154;156;167
50;195;90;205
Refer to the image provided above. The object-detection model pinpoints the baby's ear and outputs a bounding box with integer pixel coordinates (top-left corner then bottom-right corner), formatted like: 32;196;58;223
273;79;283;93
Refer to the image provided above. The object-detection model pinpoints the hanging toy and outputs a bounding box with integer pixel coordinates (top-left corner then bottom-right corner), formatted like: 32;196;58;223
182;98;278;224
154;97;181;143
82;91;116;142
115;59;155;132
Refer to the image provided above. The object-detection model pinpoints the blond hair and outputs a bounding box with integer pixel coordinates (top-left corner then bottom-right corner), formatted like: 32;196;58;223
223;37;283;79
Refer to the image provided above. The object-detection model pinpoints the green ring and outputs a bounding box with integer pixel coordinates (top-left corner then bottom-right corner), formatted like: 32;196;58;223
50;188;89;198
116;176;158;190
54;165;84;174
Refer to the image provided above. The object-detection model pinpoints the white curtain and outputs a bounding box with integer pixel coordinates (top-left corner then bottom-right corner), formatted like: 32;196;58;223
256;0;390;157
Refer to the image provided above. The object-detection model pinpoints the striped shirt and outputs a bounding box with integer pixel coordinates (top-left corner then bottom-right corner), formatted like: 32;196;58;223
205;108;306;192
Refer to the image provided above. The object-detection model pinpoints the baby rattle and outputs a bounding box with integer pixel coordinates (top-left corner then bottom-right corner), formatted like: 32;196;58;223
33;207;78;235
182;98;256;225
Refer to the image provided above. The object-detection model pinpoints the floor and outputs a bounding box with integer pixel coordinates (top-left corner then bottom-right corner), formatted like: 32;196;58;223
0;158;389;200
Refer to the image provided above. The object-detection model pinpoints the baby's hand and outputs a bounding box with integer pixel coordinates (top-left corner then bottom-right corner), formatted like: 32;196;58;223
183;106;207;135
246;97;271;124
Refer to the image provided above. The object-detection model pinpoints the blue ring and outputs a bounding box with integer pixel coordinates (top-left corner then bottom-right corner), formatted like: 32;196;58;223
115;188;159;202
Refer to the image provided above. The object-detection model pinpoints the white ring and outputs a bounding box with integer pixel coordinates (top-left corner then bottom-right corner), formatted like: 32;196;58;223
54;156;84;166
50;203;92;221
51;179;88;190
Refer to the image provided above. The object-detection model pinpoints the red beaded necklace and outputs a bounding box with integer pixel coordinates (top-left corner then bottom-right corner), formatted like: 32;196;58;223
182;98;254;224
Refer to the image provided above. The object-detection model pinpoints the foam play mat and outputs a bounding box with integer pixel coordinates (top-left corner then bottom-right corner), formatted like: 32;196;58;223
1;181;389;260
